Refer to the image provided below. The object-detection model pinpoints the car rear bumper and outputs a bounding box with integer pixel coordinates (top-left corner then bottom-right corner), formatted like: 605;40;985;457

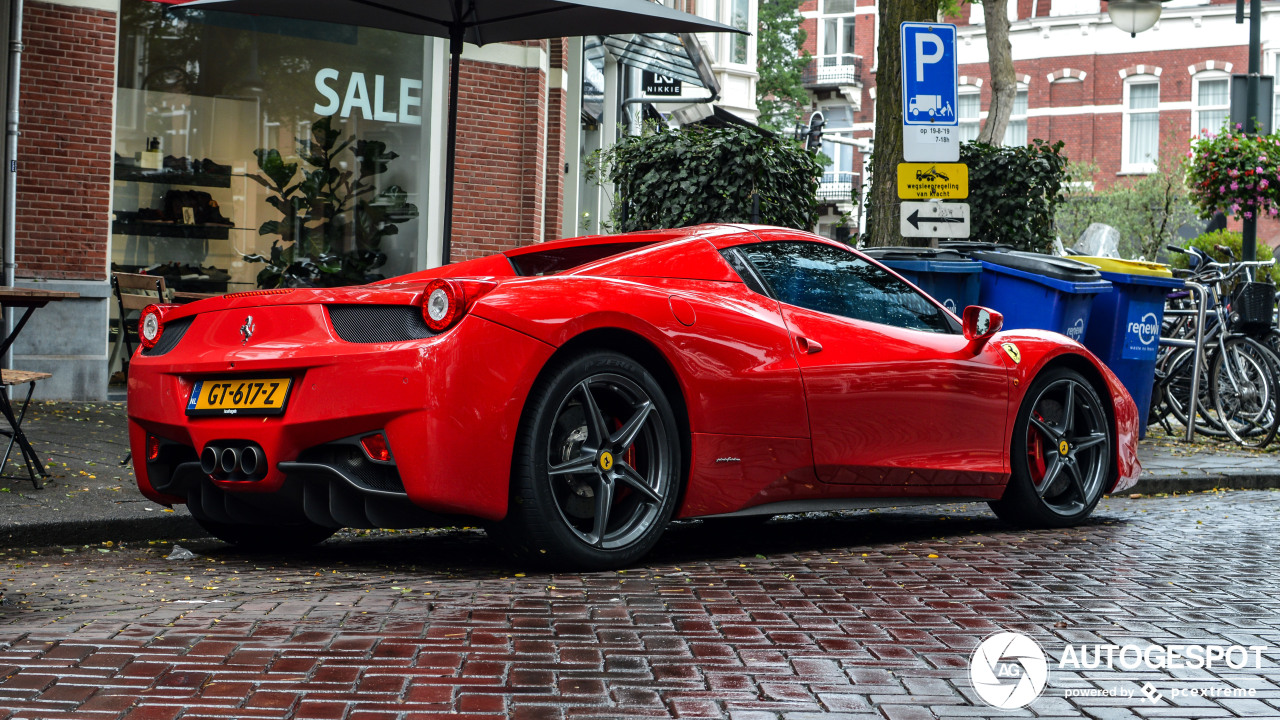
128;313;555;522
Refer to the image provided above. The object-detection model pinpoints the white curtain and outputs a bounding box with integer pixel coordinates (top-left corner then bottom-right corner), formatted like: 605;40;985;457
958;92;980;142
1003;90;1028;146
1196;78;1229;136
1128;83;1160;167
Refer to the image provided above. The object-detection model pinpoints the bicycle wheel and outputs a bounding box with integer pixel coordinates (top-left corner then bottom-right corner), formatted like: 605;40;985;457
1163;346;1228;437
1210;336;1280;448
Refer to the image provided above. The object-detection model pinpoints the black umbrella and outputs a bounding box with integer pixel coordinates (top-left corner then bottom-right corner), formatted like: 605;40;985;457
179;0;744;263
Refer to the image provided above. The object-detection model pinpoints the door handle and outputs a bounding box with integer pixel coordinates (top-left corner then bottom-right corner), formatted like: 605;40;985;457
796;336;823;354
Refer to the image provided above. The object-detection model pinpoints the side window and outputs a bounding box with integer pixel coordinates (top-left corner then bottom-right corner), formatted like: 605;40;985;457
738;241;955;334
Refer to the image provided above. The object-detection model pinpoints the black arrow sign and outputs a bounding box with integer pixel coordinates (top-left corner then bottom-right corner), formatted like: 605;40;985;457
907;208;965;230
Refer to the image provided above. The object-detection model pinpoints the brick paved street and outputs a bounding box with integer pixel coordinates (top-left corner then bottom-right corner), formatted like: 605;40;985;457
0;490;1275;719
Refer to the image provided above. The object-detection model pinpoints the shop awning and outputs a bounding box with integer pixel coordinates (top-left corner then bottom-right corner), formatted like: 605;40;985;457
597;32;719;94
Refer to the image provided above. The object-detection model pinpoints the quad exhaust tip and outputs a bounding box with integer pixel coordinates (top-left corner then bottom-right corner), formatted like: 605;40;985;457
201;442;267;481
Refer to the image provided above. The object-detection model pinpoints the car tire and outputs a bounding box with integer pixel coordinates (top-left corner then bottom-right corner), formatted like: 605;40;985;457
499;350;682;569
990;367;1112;528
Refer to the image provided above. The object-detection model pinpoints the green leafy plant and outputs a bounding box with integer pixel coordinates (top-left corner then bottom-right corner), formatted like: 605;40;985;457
1169;230;1280;283
1055;151;1199;261
595;124;822;233
755;0;810;133
959;138;1069;253
245;116;419;288
1186;125;1280;223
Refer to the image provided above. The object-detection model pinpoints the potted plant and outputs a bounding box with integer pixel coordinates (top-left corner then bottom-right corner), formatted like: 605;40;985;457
245;116;419;288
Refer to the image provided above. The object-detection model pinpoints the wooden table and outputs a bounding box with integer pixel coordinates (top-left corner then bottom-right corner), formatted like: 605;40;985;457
0;287;79;486
0;287;80;359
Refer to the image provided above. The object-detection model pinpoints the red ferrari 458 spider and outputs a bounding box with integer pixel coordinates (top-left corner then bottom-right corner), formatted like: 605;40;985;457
128;224;1140;568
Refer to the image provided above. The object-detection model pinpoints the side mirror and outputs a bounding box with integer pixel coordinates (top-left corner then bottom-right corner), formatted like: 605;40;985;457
963;306;1003;342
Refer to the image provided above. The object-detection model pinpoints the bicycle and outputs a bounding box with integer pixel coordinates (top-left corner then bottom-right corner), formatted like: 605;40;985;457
1153;245;1280;448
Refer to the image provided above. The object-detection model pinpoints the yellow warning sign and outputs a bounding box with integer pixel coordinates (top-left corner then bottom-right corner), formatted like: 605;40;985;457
897;163;969;200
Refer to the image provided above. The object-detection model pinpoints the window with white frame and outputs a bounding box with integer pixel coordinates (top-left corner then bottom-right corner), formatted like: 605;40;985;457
1274;54;1280;133
958;88;980;142
818;0;856;68
970;0;1018;23
1123;78;1160;172
1003;88;1028;146
819;105;857;186
1193;72;1230;137
730;0;751;64
1049;0;1101;15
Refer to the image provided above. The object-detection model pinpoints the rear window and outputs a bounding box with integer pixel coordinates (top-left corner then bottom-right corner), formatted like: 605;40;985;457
508;241;656;276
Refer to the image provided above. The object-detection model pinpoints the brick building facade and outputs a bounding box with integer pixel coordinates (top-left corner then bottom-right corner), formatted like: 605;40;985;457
799;0;1280;246
0;0;758;400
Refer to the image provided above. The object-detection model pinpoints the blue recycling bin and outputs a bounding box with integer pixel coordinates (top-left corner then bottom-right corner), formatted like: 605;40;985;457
1081;270;1185;438
862;247;982;315
972;251;1112;343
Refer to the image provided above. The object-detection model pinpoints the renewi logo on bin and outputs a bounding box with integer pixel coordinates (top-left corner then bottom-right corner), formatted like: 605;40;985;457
1066;317;1086;342
1122;303;1162;359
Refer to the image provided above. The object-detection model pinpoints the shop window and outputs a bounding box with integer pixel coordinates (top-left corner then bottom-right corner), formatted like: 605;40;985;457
114;1;429;293
1123;78;1160;172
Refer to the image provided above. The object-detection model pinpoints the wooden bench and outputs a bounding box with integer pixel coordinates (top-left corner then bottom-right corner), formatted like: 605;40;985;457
0;368;53;488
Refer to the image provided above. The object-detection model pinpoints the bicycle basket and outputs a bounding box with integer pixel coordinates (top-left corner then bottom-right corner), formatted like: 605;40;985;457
1230;281;1276;332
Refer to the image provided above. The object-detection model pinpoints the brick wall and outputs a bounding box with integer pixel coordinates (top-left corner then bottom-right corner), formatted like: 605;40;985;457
449;41;548;262
16;1;115;281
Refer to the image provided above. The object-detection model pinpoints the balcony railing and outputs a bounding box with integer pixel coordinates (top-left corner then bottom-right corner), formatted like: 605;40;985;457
803;56;864;89
817;177;859;203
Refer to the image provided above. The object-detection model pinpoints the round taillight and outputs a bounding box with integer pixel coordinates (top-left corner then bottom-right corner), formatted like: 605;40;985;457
422;279;462;331
139;304;164;349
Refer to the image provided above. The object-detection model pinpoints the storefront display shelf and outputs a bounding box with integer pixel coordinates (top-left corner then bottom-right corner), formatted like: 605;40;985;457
113;166;233;188
111;221;232;240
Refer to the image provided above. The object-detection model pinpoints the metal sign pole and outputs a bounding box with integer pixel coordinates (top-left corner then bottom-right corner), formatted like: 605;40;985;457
3;0;24;374
1184;281;1209;443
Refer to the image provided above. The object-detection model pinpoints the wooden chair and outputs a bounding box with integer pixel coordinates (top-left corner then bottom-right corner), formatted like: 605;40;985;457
111;272;167;380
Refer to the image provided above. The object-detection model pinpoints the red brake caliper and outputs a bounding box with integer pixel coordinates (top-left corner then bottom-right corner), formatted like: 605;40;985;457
1028;412;1047;485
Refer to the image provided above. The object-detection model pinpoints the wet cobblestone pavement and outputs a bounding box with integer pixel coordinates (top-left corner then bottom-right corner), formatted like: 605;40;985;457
0;490;1276;719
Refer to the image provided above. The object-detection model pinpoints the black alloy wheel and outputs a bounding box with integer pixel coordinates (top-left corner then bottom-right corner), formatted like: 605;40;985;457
500;350;681;569
990;367;1111;527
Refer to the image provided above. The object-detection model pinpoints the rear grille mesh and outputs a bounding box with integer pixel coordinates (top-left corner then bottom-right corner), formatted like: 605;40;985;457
327;305;436;343
142;316;193;356
297;443;406;494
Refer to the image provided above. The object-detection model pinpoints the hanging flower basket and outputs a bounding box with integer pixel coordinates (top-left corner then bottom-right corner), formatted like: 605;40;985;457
1186;125;1280;222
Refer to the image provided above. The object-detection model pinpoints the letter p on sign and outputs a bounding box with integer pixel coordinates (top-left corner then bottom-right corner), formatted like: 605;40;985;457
915;34;943;81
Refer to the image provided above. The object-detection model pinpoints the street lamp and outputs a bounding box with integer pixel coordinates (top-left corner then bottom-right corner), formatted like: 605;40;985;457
1112;0;1264;261
1107;0;1165;37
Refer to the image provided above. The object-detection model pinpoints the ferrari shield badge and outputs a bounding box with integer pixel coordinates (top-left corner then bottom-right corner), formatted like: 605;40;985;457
1001;342;1021;364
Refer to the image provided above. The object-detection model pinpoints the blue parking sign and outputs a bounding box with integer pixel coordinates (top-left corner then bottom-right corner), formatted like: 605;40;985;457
900;23;958;127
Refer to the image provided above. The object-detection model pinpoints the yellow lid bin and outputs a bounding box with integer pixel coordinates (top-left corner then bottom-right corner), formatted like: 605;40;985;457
1071;256;1174;278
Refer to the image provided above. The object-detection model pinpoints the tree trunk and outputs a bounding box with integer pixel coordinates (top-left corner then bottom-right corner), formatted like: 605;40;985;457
866;0;939;247
977;0;1016;145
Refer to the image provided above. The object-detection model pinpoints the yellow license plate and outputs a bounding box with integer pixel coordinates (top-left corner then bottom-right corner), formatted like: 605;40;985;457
186;377;293;416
